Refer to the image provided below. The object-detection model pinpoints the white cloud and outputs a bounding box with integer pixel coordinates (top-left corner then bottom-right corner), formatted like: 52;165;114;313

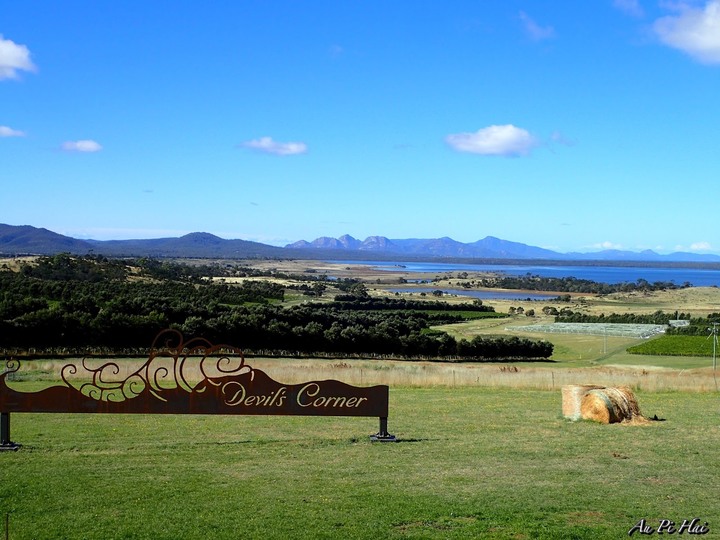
613;0;644;17
654;1;720;64
592;241;624;250
519;11;555;41
445;124;539;156
241;136;308;156
0;35;36;80
0;125;25;137
689;241;713;251
61;140;103;152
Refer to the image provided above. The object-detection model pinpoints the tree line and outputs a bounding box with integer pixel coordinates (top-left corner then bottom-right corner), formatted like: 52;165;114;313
553;310;685;325
471;275;690;294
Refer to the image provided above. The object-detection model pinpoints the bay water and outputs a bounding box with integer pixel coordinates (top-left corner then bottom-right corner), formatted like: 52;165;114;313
333;260;720;288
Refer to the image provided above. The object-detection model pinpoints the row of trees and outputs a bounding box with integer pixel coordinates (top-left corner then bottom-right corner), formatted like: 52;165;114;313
472;275;689;295
318;294;494;313
553;310;685;325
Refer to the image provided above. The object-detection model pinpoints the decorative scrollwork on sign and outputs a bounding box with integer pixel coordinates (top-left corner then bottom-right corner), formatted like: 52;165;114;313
2;358;20;377
58;329;252;403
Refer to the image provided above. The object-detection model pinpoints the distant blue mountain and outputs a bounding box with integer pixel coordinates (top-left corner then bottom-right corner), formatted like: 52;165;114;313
0;224;95;254
2;224;720;263
0;225;288;258
287;234;720;263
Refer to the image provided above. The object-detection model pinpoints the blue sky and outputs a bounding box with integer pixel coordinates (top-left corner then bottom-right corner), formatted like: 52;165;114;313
2;1;720;254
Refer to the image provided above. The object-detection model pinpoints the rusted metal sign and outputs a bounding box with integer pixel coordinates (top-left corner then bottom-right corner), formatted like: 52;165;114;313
0;329;395;449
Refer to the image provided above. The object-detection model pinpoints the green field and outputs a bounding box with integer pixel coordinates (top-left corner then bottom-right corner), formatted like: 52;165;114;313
2;387;718;539
628;335;718;357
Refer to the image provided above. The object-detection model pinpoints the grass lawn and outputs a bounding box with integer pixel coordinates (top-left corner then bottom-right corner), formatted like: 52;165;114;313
2;387;718;539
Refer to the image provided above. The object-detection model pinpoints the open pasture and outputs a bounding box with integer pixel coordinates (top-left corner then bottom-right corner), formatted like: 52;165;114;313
2;386;719;539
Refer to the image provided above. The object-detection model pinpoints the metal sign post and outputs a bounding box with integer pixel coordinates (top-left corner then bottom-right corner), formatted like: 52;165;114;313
371;416;397;442
709;322;719;392
0;412;19;451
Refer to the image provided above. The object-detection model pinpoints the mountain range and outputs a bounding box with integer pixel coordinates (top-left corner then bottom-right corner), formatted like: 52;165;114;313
284;234;720;263
2;224;720;264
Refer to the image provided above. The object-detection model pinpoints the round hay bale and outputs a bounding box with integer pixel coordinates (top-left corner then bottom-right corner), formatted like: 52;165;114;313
580;386;644;424
561;384;606;420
